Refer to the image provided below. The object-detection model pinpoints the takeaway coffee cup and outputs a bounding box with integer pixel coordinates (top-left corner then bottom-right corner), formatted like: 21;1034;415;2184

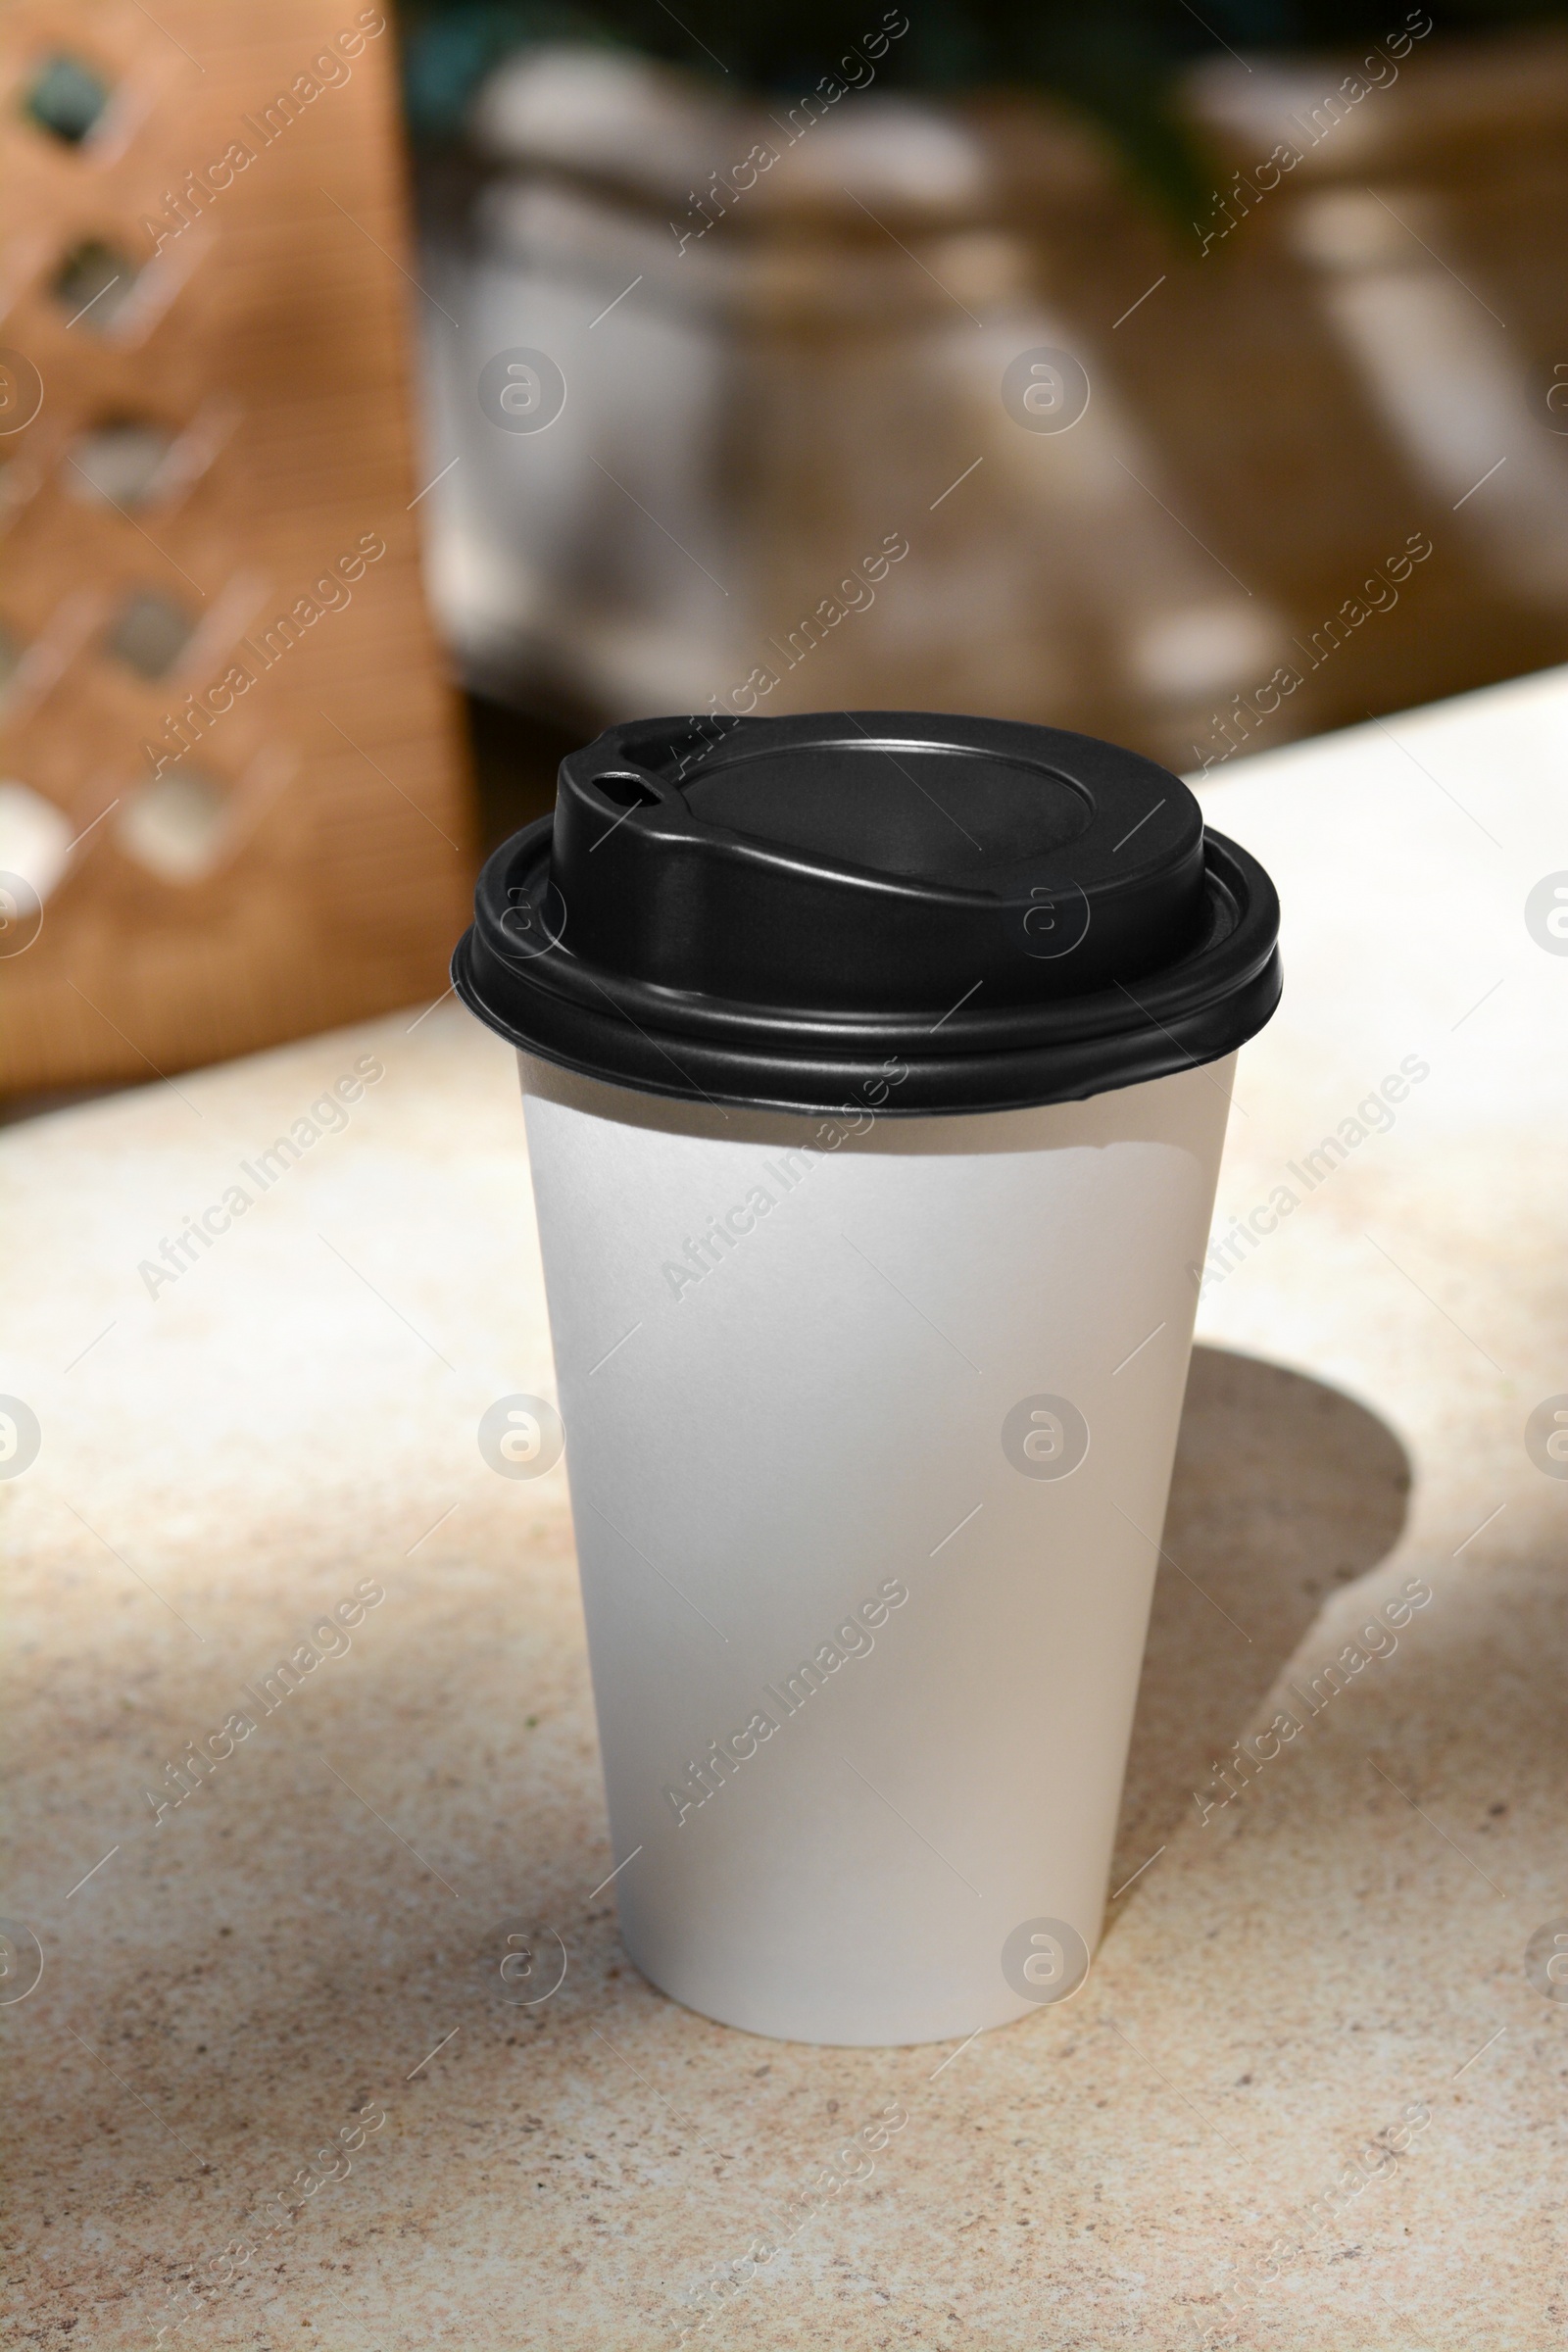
454;711;1280;2045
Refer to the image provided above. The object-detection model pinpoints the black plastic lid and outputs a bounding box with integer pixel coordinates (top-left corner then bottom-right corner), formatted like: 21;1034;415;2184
453;711;1281;1116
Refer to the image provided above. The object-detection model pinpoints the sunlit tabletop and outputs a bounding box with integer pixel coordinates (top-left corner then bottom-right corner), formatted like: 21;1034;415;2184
4;664;1566;2348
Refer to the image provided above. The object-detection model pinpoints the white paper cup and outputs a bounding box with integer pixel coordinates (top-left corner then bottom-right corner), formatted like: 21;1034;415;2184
520;1047;1235;2044
455;707;1280;2042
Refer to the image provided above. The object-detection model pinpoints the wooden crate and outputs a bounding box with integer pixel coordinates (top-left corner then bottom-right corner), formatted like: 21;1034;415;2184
0;0;472;1091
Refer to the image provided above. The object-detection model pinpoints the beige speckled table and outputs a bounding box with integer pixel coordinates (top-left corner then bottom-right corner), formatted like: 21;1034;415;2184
5;668;1567;2349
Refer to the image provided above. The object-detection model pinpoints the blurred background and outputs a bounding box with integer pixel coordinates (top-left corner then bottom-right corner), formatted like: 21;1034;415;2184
3;0;1567;1110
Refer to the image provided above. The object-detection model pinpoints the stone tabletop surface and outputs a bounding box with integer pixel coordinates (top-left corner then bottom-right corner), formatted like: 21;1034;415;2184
4;667;1566;2349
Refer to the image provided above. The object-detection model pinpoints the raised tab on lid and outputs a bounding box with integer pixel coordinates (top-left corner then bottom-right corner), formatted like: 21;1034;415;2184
547;712;1205;1013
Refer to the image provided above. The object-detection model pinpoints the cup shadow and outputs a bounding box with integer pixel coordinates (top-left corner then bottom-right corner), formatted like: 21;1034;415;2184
1109;1343;1412;1899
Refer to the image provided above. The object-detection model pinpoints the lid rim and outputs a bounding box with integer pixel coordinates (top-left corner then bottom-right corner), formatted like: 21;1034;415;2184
452;931;1281;1116
453;834;1281;1115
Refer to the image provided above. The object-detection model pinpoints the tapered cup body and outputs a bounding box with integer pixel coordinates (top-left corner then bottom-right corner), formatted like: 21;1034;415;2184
519;1049;1234;2045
